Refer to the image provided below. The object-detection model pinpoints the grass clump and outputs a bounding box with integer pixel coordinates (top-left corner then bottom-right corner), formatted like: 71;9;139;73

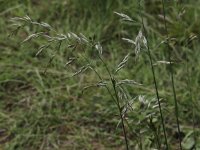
0;0;200;149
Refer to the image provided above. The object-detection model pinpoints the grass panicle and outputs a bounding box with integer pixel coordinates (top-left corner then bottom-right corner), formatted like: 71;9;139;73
2;1;199;149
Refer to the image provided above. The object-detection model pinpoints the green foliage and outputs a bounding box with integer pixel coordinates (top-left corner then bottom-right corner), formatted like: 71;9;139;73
0;0;200;149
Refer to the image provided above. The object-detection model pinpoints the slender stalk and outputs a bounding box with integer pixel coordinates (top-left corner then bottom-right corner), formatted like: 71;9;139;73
81;54;118;106
138;0;168;149
98;55;129;150
161;0;182;149
85;57;129;149
112;78;129;150
83;57;129;149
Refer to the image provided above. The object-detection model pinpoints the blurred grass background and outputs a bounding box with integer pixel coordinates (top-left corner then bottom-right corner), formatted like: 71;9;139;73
0;0;200;149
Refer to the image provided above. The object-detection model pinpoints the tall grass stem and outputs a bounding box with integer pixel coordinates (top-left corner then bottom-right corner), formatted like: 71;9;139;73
161;0;182;149
138;0;168;149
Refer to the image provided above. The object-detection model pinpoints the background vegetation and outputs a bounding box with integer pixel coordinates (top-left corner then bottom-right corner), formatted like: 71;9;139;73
0;0;200;149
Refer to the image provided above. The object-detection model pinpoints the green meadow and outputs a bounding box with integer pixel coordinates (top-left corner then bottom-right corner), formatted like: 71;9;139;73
0;0;200;149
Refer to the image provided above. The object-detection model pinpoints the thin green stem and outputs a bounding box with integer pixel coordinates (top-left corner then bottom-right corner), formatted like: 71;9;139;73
81;54;118;106
98;55;129;150
84;55;129;149
112;78;129;150
83;55;128;149
161;0;182;149
147;48;169;150
138;1;168;149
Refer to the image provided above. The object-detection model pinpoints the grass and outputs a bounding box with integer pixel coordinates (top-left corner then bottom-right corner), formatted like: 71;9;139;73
161;0;182;149
1;0;200;149
138;0;168;148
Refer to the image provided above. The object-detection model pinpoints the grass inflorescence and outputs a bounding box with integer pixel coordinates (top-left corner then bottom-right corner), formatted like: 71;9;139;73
0;0;200;149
